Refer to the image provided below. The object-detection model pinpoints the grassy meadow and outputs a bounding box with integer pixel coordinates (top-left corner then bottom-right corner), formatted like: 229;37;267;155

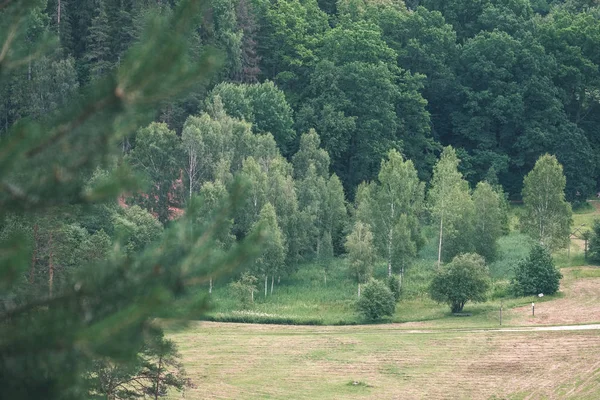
204;229;553;327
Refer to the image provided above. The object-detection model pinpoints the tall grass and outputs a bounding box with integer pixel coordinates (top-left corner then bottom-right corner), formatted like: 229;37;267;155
489;233;532;278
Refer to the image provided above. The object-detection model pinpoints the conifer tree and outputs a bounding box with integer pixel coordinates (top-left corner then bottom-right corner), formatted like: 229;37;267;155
85;0;112;79
0;2;255;399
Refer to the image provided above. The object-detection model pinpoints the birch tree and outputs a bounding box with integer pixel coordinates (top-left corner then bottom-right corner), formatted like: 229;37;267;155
369;149;424;278
250;203;286;297
428;146;473;266
236;156;268;236
345;221;375;297
522;154;572;250
472;181;505;261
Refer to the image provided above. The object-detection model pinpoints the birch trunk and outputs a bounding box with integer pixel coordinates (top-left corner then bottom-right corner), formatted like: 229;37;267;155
399;269;402;287
437;210;444;268
270;275;274;295
209;277;212;294
264;275;267;297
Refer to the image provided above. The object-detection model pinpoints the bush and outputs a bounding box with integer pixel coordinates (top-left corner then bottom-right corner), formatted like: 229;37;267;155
511;244;562;296
356;279;396;321
429;253;491;313
386;275;401;301
587;220;600;263
229;272;258;309
490;280;511;299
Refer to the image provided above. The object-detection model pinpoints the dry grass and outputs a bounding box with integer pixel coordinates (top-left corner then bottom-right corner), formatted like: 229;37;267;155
169;322;600;399
505;267;600;326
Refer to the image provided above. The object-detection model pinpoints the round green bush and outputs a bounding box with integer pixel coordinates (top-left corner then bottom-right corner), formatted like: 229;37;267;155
511;244;561;296
356;279;396;321
429;253;491;313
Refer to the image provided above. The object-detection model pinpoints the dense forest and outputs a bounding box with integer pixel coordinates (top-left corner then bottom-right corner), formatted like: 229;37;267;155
1;0;599;398
2;0;599;200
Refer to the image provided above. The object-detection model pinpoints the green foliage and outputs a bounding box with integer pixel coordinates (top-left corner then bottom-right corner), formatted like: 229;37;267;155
428;146;475;264
386;275;401;301
298;20;430;192
472;182;506;261
292;129;331;180
356;149;424;276
293;130;348;260
512;244;562;296
85;0;112;80
112;205;163;254
429;253;491;313
356;279;396;321
250;203;286;283
88;329;187;398
345;221;375;290
489;232;533;278
587;220;600;263
0;2;258;399
206;80;296;155
229;272;259;309
521;154;572;250
128;122;182;224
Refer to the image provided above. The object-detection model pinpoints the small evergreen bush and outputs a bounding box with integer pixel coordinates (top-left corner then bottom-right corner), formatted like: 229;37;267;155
356;279;396;321
511;244;562;296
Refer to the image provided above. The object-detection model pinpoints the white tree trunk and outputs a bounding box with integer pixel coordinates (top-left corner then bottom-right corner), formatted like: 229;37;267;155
209;277;212;294
270;275;274;295
388;201;395;277
264;275;268;297
358;282;361;298
399;270;402;287
437;211;444;268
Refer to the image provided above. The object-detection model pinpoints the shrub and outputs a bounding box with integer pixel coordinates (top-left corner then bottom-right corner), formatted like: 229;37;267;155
356;279;396;321
490;280;510;299
587;220;600;263
511;244;562;296
229;272;258;309
386;275;401;301
429;253;491;313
